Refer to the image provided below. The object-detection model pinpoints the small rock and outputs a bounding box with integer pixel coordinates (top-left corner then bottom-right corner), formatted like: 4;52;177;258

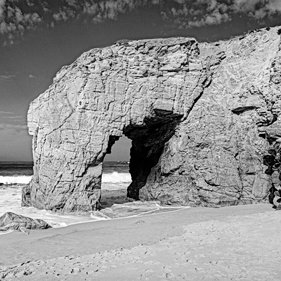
0;212;51;232
135;220;146;224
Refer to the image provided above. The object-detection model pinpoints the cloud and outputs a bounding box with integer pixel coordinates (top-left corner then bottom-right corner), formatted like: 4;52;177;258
0;110;13;115
0;123;27;133
80;0;143;23
0;0;5;19
4;115;24;120
28;74;35;78
165;0;281;28
0;0;146;45
0;111;25;123
167;0;232;28
0;74;15;79
232;0;281;19
1;0;281;45
0;1;42;45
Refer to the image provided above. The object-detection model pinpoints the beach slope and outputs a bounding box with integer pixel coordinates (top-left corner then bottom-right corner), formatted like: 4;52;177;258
1;204;280;280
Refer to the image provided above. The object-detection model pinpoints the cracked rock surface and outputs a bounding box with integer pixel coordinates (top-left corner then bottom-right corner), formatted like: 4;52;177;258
24;27;281;211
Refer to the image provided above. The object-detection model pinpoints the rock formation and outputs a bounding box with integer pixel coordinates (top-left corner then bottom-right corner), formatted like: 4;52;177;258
0;212;51;233
23;26;281;212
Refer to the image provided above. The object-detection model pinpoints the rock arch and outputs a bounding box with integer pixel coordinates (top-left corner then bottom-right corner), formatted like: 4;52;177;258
23;27;281;211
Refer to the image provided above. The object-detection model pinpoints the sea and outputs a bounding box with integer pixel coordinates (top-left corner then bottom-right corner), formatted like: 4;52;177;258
0;161;185;235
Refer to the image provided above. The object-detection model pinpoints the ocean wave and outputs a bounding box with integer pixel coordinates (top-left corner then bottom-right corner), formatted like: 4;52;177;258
0;176;32;184
101;172;131;183
0;172;131;185
0;184;190;236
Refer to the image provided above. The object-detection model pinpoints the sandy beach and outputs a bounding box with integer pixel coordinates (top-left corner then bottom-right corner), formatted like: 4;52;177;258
1;203;280;280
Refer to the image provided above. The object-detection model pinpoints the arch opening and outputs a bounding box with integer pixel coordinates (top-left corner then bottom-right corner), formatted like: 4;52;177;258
100;111;183;209
100;136;132;208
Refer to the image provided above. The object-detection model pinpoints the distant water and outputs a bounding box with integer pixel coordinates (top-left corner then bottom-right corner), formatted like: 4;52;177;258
0;161;130;176
0;161;34;176
0;161;131;185
0;161;132;233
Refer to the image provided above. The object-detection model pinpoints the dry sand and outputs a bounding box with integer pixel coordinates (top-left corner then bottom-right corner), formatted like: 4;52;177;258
0;203;280;280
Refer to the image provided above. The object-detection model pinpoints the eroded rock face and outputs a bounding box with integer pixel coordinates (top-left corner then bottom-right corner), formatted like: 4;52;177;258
23;27;281;211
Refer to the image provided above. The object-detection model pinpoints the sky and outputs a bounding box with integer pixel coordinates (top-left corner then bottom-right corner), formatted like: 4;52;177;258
0;0;281;162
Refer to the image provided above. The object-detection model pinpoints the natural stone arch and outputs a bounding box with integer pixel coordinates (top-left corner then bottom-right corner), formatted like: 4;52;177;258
23;37;207;211
23;27;281;212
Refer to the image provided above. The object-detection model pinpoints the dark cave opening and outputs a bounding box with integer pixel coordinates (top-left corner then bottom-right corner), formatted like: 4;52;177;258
124;112;183;200
100;111;183;208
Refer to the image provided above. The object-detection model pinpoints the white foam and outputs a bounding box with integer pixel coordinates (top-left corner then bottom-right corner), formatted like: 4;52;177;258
0;185;190;235
0;172;132;228
0;172;165;234
0;176;32;184
0;172;131;185
102;172;131;183
0;186;100;229
0;229;14;236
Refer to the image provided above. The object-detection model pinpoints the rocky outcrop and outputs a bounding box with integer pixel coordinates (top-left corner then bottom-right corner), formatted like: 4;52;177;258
0;212;51;233
23;27;281;211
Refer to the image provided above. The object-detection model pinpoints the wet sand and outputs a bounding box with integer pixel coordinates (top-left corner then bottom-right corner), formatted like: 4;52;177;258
0;203;279;280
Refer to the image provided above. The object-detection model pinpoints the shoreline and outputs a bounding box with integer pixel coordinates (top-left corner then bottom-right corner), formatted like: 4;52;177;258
0;178;278;280
0;204;276;277
0;182;134;230
0;201;190;236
